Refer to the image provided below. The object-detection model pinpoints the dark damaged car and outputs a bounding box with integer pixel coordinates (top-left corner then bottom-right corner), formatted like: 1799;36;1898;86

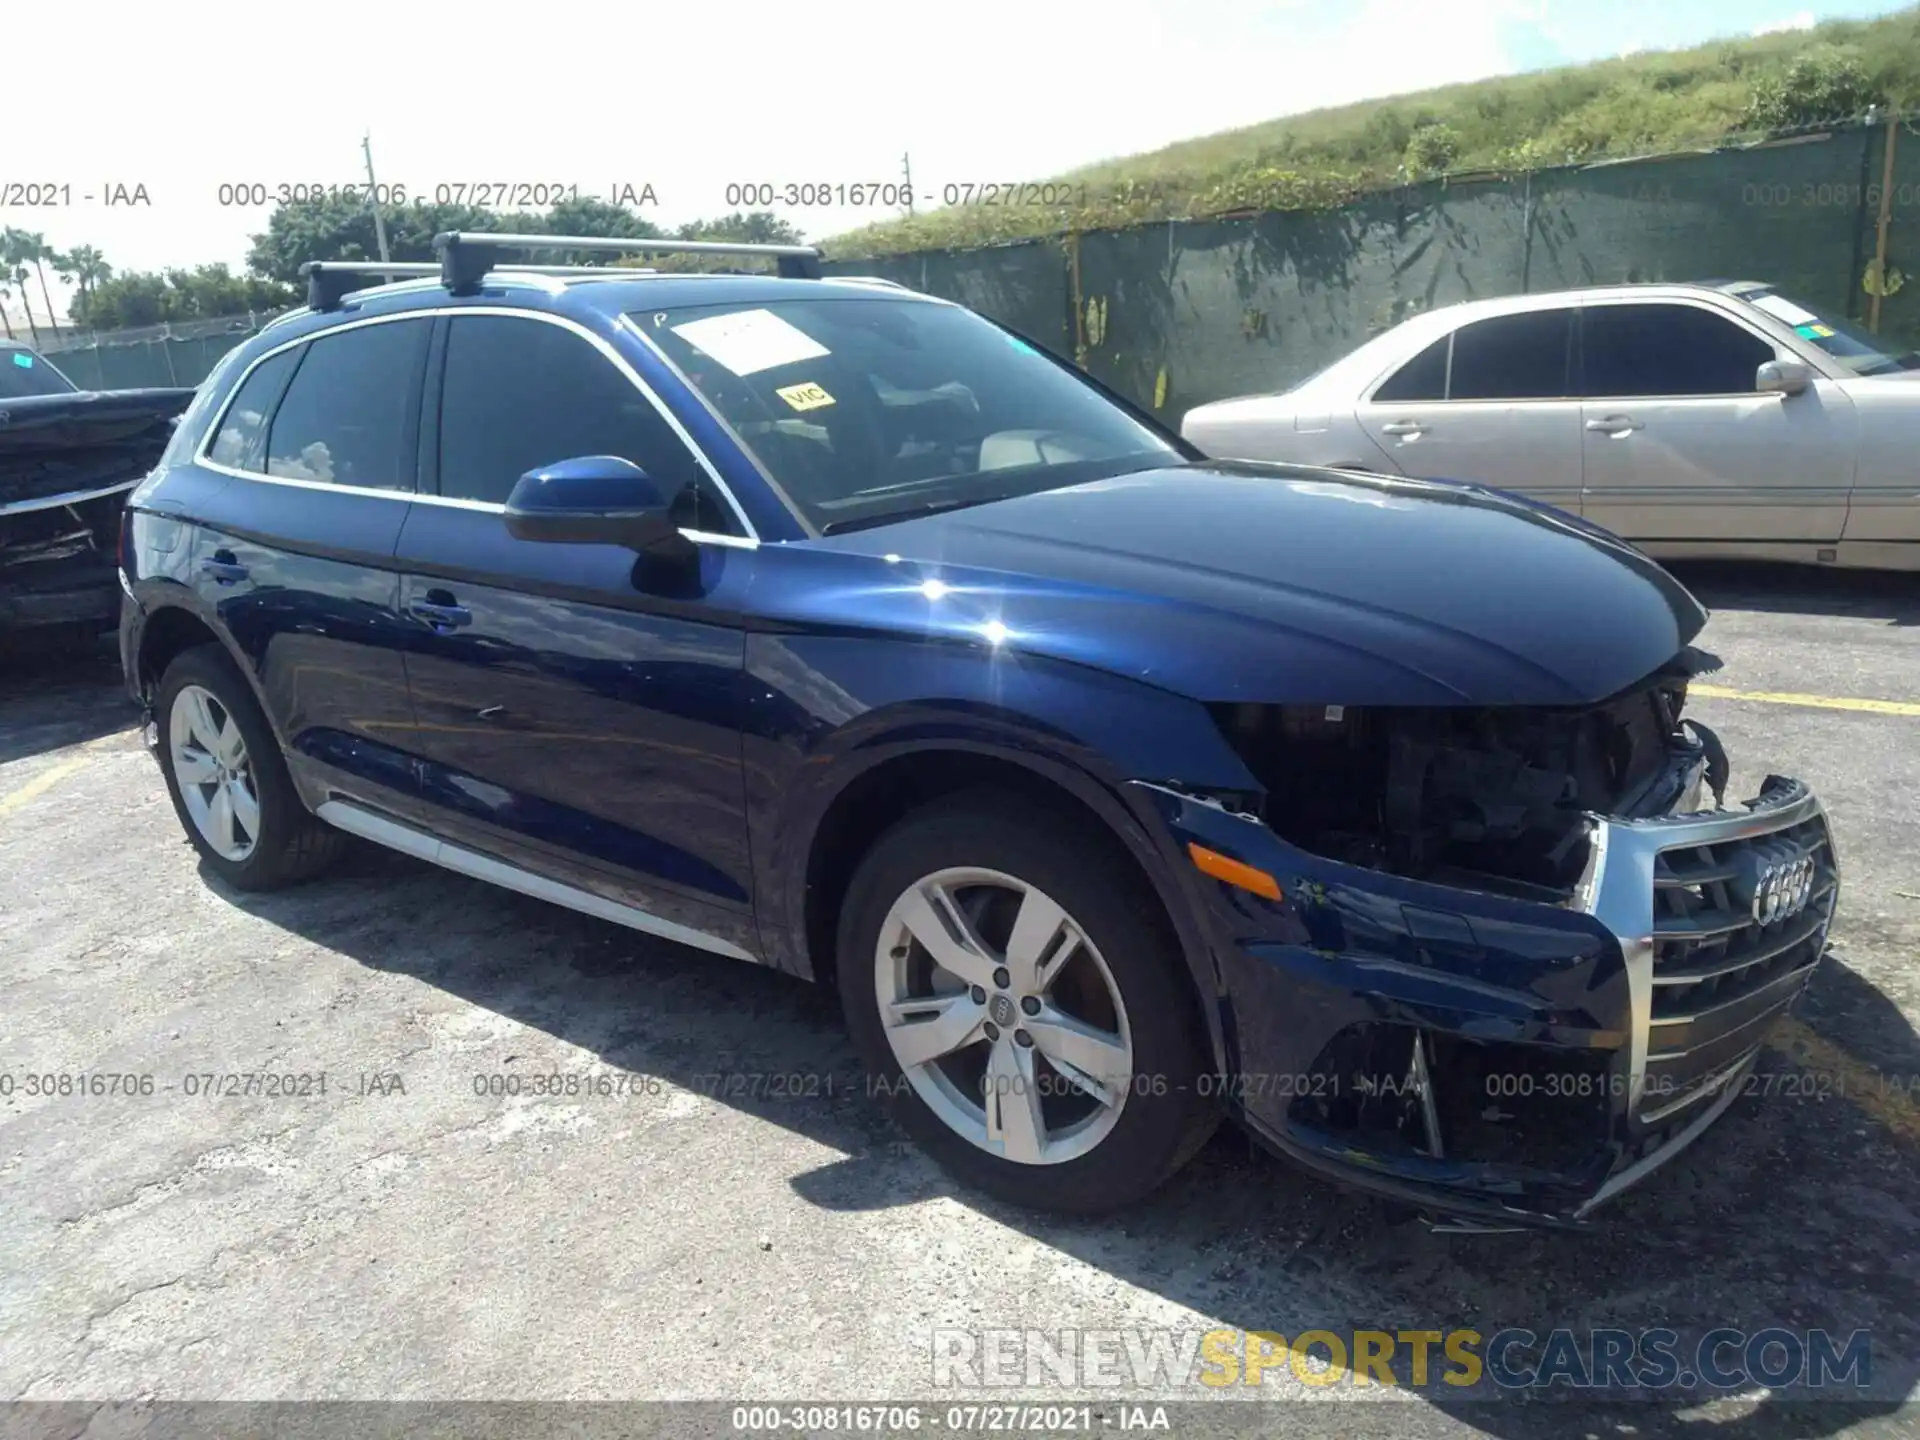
1;339;194;642
118;237;1840;1229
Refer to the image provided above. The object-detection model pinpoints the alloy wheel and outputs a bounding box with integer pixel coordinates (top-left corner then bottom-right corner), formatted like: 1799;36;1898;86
168;683;261;862
874;866;1134;1165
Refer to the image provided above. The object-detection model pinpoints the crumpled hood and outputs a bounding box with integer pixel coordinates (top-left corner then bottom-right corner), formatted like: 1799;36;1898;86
0;388;196;510
796;461;1707;707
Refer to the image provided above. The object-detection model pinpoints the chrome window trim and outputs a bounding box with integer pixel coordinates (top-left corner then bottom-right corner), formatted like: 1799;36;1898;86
193;303;760;540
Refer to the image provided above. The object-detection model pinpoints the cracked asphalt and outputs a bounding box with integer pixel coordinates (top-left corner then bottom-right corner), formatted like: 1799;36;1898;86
1;561;1917;1440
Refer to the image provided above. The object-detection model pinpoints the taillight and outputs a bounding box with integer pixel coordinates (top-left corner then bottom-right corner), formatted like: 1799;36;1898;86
118;502;131;571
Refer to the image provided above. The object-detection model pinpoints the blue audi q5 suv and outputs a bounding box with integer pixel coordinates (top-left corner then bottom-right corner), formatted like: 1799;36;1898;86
118;233;1840;1228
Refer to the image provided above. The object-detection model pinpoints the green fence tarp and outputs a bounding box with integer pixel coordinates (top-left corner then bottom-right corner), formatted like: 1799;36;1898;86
827;121;1920;423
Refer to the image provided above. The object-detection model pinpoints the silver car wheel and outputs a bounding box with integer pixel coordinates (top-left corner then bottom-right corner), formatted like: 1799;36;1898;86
168;683;261;863
874;866;1133;1166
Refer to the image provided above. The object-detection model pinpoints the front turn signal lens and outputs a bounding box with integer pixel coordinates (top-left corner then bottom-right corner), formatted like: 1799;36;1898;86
1187;842;1283;902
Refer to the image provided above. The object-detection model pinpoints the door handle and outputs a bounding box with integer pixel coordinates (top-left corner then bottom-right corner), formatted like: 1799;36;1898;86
1585;416;1642;435
200;551;249;585
1380;421;1428;437
409;591;472;630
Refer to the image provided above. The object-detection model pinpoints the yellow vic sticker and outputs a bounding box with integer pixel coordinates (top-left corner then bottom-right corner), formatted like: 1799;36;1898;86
776;382;836;412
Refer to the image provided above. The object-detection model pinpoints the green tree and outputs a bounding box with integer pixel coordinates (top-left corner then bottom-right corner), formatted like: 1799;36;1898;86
7;266;40;345
649;212;808;271
1403;122;1462;180
75;265;298;330
1743;44;1886;132
0;277;14;339
23;233;61;341
56;244;112;323
1;231;44;344
245;194;546;284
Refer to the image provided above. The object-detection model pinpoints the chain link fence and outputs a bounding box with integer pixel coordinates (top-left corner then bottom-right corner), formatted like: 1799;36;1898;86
29;311;288;390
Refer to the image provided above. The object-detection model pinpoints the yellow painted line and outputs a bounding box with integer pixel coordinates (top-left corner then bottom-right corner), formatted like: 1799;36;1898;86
0;756;95;821
1691;684;1920;717
1770;1017;1920;1144
0;730;135;822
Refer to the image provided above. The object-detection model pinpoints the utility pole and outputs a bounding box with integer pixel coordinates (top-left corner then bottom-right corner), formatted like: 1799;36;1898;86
901;152;915;215
363;133;393;263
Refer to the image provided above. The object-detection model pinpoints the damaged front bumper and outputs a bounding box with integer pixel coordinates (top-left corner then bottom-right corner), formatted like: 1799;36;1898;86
0;483;133;632
1136;766;1840;1231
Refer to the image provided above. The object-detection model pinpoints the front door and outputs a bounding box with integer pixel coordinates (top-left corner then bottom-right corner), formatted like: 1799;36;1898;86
1354;306;1585;515
190;315;432;815
394;310;759;957
1575;300;1854;545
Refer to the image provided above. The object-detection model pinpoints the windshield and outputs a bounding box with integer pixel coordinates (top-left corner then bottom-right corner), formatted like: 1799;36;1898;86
0;346;78;398
634;296;1180;532
1737;287;1920;377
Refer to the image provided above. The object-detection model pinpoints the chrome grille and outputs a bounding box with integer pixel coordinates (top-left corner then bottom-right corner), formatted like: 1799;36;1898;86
1642;812;1836;1117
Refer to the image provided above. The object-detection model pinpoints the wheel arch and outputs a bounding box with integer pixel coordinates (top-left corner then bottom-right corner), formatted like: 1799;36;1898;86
130;593;286;747
791;740;1230;1072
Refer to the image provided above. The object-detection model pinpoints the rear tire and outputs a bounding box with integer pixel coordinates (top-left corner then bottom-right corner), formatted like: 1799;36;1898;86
154;644;342;891
837;790;1220;1212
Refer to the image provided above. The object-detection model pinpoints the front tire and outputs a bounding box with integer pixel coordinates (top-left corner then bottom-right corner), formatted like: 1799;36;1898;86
154;644;342;891
838;791;1219;1212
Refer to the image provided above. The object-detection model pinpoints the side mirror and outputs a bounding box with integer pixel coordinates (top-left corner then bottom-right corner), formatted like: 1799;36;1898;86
503;455;682;551
1756;359;1812;397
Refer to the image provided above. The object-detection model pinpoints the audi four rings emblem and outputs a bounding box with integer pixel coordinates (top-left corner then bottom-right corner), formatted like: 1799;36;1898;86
1739;844;1818;925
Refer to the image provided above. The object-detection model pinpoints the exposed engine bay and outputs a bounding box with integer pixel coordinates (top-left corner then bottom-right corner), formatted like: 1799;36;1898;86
1210;644;1730;903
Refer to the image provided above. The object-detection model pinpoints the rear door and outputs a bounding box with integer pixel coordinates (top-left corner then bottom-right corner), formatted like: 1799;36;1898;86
394;310;759;958
191;316;431;812
1575;299;1853;545
1353;307;1585;513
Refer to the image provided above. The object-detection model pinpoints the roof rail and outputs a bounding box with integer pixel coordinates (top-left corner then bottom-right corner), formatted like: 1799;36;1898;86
298;258;667;310
434;231;823;291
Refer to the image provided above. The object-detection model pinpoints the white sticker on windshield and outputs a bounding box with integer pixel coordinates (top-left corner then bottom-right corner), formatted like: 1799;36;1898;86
1750;293;1819;327
671;309;829;376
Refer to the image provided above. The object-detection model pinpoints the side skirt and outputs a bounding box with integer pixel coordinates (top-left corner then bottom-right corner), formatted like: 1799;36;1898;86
314;798;757;963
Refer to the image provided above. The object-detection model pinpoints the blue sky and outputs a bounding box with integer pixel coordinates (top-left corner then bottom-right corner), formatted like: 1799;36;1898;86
2;0;1914;318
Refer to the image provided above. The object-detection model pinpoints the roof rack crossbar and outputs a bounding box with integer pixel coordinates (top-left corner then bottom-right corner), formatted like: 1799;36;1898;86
434;231;823;290
299;259;667;309
301;261;439;310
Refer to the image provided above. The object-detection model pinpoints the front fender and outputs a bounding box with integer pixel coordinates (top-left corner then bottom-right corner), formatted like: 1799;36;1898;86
741;628;1260;1068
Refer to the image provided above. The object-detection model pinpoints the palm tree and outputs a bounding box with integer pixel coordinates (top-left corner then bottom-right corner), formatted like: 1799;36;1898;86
9;265;40;345
21;232;60;341
0;280;14;340
60;245;111;326
0;230;39;344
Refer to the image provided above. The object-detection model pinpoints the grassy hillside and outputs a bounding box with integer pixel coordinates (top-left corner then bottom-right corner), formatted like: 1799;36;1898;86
825;4;1920;258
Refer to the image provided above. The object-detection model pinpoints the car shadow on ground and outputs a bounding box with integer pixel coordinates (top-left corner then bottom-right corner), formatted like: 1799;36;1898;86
222;836;1920;1438
1666;561;1920;627
0;636;135;764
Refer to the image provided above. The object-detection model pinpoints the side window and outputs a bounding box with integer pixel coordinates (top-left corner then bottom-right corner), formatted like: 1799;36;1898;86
206;348;299;472
265;318;430;490
1446;310;1573;400
1374;335;1450;402
1581;304;1776;398
436;315;723;526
